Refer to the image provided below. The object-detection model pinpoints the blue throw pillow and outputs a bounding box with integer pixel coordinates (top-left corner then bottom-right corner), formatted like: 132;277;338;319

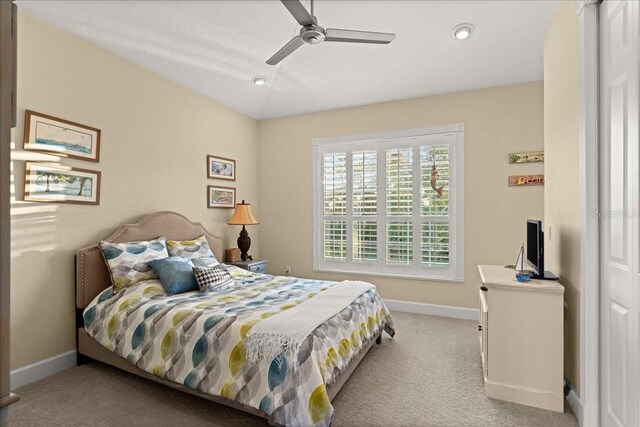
149;257;198;295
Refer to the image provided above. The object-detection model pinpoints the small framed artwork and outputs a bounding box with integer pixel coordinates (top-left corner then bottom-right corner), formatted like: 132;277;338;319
207;185;235;208
508;151;544;164
23;110;101;162
508;174;545;187
24;162;101;205
207;155;236;180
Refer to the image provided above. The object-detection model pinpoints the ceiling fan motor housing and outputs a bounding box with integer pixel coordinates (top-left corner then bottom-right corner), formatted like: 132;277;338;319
300;24;325;44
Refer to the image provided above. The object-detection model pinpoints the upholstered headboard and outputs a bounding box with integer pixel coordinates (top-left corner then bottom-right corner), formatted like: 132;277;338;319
75;211;224;309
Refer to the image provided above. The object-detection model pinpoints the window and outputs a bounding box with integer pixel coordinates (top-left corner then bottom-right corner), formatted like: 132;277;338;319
312;124;464;281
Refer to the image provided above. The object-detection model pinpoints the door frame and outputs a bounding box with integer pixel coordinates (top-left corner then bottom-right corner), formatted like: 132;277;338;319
577;0;600;426
0;1;18;424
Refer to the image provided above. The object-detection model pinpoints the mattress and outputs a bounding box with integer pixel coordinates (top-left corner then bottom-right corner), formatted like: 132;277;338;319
83;266;395;427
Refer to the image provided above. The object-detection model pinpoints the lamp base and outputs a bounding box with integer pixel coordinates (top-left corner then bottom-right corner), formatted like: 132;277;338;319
237;225;252;261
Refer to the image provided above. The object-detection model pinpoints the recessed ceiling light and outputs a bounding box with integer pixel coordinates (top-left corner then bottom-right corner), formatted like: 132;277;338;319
251;76;267;86
452;23;474;40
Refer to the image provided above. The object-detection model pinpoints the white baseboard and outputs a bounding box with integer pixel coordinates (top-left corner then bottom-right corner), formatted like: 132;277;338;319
384;298;479;320
10;350;77;390
485;380;564;412
566;387;583;425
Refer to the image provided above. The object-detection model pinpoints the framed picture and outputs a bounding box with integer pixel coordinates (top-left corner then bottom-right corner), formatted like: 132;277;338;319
207;155;236;180
23;110;101;162
508;174;545;187
24;162;101;205
508;151;544;164
207;185;235;208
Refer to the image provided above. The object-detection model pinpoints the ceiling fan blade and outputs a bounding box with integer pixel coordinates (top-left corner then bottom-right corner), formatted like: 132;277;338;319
281;0;317;26
324;28;396;44
266;36;304;65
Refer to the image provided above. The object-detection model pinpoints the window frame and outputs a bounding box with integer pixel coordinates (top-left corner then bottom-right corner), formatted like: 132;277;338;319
312;123;465;282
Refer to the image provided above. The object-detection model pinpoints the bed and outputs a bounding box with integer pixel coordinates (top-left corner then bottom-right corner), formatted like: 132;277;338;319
75;211;394;427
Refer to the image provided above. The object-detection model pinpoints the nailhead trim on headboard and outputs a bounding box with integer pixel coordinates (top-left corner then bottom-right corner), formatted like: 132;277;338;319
80;247;102;307
76;211;224;308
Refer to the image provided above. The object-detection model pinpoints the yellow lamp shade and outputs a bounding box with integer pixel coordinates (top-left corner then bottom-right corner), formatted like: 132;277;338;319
227;200;259;225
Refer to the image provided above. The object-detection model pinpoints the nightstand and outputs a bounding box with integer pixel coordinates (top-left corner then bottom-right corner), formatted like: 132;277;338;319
232;259;268;274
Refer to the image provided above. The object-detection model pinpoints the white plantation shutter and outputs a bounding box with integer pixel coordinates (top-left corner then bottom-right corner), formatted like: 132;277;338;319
420;145;449;217
387;222;413;265
421;222;450;266
352;150;377;216
419;145;451;267
352;150;378;263
386;148;413;216
323;153;347;215
313;124;464;281
323;220;346;261
322;152;347;261
353;221;377;262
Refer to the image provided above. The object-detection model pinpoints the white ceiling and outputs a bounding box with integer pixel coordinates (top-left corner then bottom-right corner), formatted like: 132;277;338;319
16;0;559;120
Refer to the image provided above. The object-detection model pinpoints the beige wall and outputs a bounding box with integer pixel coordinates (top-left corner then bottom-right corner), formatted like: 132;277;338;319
543;0;581;395
11;8;561;385
258;82;544;310
10;12;259;370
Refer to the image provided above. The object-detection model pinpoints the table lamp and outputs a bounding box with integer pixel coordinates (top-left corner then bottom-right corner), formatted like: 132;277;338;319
227;200;259;261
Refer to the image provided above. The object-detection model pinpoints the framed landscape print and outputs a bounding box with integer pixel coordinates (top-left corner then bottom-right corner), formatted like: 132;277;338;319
24;162;101;205
23;110;101;162
207;185;235;208
207;155;236;180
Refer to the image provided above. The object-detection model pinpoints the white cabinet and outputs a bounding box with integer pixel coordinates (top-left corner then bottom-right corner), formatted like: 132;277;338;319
478;265;565;412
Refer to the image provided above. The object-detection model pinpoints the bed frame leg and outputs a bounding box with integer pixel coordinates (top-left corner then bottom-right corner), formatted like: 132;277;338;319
376;333;382;345
77;352;92;366
75;307;92;366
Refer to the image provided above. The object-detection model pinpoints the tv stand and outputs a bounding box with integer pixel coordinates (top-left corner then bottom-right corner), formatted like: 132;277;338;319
478;265;564;412
532;270;559;280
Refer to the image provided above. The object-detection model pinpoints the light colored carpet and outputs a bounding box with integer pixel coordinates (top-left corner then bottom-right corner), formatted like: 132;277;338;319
9;312;577;426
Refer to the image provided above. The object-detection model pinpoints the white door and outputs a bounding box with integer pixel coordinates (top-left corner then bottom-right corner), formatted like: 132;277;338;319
599;1;640;426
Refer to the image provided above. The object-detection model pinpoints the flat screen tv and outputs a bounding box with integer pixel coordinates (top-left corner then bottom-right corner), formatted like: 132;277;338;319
526;219;558;280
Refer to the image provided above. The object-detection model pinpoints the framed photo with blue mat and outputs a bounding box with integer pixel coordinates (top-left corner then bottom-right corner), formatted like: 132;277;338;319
23;110;101;162
207;155;236;180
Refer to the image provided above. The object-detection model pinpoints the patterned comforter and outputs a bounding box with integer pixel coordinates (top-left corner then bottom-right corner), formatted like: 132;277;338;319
83;266;395;426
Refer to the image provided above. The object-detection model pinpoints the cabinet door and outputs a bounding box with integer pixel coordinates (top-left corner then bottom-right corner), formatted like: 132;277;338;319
479;290;488;381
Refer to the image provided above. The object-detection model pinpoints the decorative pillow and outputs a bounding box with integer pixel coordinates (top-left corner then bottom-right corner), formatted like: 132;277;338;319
192;257;220;268
193;264;233;292
99;237;169;292
148;257;198;295
167;235;217;261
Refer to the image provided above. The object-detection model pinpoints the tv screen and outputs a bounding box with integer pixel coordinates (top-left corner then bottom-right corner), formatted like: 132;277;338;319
527;220;542;274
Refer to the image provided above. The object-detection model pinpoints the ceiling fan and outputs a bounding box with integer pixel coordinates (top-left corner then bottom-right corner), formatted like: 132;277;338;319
266;0;396;65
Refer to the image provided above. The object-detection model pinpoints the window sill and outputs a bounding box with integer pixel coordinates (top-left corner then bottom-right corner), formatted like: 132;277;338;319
312;267;464;283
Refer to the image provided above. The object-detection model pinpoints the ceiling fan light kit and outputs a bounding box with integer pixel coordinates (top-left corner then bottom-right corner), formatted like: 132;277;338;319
266;0;396;65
